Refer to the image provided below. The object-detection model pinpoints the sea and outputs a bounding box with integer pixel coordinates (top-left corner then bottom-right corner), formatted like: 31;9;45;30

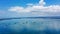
0;18;60;34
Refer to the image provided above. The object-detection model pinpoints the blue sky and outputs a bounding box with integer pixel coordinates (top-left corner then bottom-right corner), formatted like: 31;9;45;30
0;0;60;10
0;0;60;18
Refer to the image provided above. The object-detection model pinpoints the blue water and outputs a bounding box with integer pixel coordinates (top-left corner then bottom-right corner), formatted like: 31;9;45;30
0;18;60;34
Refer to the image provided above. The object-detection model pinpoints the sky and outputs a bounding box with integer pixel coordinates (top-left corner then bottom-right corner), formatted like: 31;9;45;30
0;0;60;18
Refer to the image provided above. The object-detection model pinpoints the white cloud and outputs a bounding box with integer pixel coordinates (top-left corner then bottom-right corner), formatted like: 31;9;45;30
8;6;24;11
8;6;31;12
39;0;46;6
8;0;60;16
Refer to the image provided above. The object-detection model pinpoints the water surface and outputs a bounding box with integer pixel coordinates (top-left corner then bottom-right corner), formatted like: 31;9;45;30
0;18;60;34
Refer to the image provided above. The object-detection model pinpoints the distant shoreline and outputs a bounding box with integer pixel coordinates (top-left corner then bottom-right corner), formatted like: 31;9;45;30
0;17;60;21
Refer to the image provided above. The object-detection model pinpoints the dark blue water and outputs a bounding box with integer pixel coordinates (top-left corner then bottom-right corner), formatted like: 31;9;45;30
0;18;60;34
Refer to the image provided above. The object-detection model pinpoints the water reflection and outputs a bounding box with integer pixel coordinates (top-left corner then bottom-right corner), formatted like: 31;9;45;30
0;19;60;34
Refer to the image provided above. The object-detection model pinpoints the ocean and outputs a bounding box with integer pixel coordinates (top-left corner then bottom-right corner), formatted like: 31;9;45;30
0;18;60;34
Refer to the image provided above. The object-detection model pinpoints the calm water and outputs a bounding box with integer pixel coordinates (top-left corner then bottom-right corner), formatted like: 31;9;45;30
0;18;60;34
